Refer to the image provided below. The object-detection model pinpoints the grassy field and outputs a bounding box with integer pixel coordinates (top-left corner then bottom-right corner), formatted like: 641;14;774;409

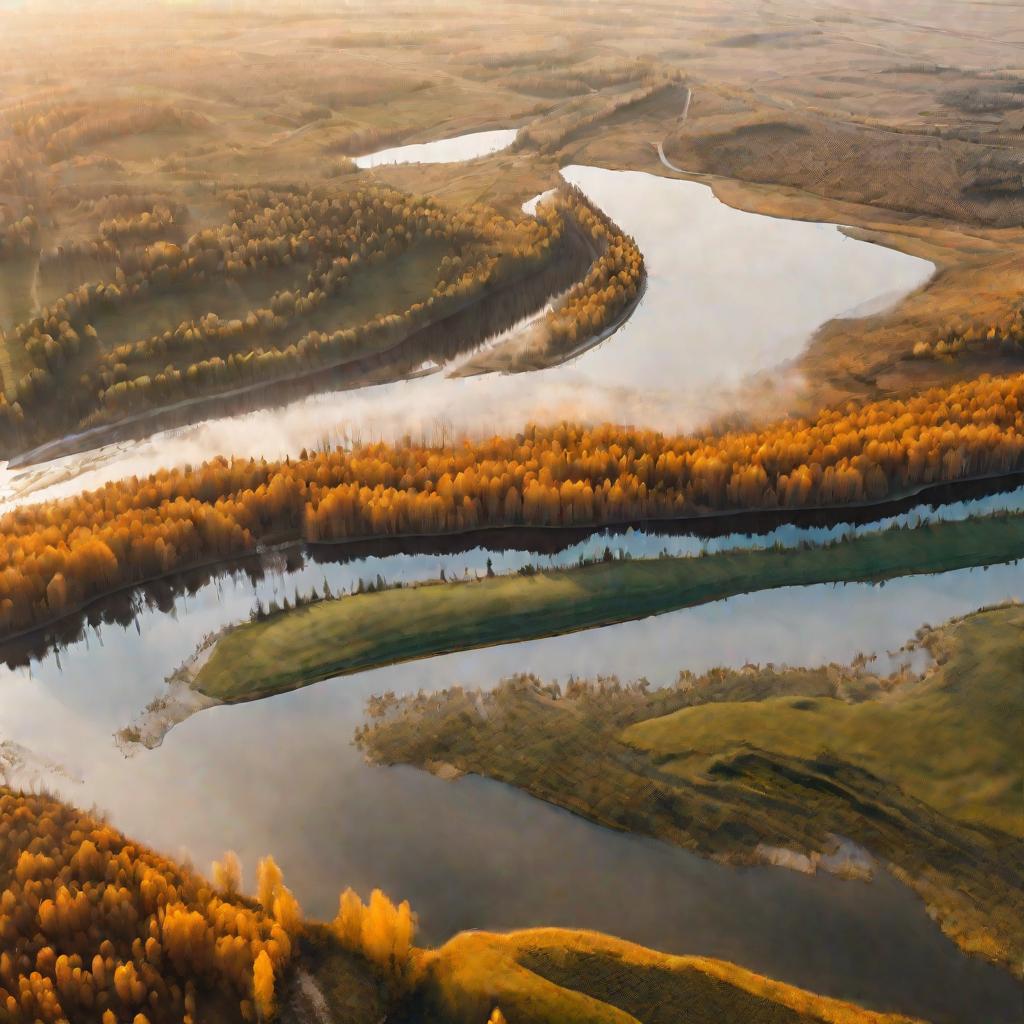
627;606;1024;837
287;924;924;1024
407;928;922;1024
89;239;450;357
193;513;1024;702
358;605;1024;977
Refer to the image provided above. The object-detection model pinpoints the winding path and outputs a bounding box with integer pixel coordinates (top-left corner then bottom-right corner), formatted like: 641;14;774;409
657;141;688;175
655;86;702;177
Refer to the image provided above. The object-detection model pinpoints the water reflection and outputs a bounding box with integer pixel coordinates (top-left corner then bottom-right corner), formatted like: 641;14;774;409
2;563;1022;1022
7;478;1021;670
0;164;932;507
354;128;519;168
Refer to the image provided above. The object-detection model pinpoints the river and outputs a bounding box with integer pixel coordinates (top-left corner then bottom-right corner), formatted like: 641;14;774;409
1;133;1016;1023
0;161;931;508
2;559;1023;1022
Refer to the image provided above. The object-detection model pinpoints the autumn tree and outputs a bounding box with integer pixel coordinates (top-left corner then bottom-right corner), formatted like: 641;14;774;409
331;887;417;982
257;857;284;915
252;950;274;1022
0;787;294;1024
212;851;242;897
1;371;1022;640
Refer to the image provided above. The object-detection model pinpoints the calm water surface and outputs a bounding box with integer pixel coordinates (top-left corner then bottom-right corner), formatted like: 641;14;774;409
3;562;1022;1023
0;165;932;508
354;129;519;168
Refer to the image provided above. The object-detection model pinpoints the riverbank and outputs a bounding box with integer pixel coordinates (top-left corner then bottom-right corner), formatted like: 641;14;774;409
191;512;1024;703
0;783;927;1024
357;605;1024;980
409;928;924;1024
4;205;594;467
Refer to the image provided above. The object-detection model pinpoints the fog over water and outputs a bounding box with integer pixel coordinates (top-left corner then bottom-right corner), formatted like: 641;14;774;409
2;129;1017;1022
0;160;932;509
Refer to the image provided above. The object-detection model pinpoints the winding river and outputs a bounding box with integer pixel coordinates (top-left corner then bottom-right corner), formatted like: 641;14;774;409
2;560;1022;1022
0;133;1017;1023
0;161;932;508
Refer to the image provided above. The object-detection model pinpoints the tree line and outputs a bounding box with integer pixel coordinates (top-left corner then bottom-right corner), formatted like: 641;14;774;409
98;204;185;246
1;371;1021;638
912;302;1024;361
0;184;568;448
0;787;295;1024
540;185;644;356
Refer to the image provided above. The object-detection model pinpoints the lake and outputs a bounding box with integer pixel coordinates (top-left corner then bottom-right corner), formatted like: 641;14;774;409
354;128;519;168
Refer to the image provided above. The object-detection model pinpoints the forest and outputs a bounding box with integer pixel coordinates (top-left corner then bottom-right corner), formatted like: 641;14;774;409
0;787;297;1024
536;186;644;359
0;785;430;1024
911;302;1024;362
0;370;1020;638
0;186;564;447
0;183;644;454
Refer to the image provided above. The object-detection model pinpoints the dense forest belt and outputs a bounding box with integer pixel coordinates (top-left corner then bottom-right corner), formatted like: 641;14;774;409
0;787;921;1024
190;513;1024;703
452;269;647;375
455;184;646;374
4;471;1020;672
0;371;1022;641
0;786;301;1024
358;606;1024;979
